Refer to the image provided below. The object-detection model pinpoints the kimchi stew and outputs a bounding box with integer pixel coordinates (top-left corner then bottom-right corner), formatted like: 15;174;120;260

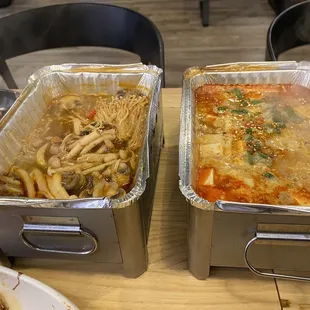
0;89;148;199
195;84;310;205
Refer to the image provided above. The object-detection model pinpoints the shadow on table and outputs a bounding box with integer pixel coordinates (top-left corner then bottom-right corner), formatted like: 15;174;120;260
147;145;188;271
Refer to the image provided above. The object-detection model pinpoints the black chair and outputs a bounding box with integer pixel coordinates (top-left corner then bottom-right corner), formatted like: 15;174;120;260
266;0;310;60
268;0;295;15
200;0;210;27
0;3;165;88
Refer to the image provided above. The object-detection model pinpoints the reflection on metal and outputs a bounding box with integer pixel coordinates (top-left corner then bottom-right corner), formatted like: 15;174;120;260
19;222;98;255
244;224;310;282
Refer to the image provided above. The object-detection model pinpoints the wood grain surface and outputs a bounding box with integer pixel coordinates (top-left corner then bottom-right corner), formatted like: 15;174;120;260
13;88;282;310
274;270;310;310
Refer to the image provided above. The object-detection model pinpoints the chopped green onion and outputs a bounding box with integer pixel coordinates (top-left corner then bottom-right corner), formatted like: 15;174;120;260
276;122;286;129
251;99;262;105
231;88;243;100
245;128;253;134
231;109;248;115
263;172;274;179
252;141;262;151
272;111;284;123
247;152;255;165
217;106;228;112
245;134;253;142
258;152;269;159
240;99;250;107
284;106;303;123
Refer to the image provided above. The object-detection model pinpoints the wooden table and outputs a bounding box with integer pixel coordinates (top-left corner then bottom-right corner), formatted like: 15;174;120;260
12;88;310;310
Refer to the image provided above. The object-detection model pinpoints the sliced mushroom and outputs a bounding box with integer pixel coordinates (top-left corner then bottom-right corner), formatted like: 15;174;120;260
92;179;107;197
79;189;93;198
32;138;45;149
79;136;108;155
36;142;49;167
103;153;119;163
50;143;61;155
48;155;61;169
64;130;101;160
129;155;137;170
81;160;117;175
31;168;54;199
84;175;92;187
116;89;127;98
104;138;114;149
113;173;130;187
111;163;131;187
96;144;108;154
102;168;112;177
50;136;62;144
111;188;126;199
91;172;101;179
53;162;93;173
0;176;21;187
103;182;119;198
61;172;85;191
77;153;106;163
73;118;82;136
118;162;130;175
46;173;70;199
12;167;36;198
0;183;23;196
119;150;128;160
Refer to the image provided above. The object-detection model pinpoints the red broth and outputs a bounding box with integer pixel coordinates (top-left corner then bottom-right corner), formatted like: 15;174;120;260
195;84;310;205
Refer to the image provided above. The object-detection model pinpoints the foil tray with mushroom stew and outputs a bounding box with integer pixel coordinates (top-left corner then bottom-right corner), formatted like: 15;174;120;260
0;63;163;278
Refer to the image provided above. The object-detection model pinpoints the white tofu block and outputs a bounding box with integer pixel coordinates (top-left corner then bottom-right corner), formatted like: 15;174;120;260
202;168;214;186
200;143;223;158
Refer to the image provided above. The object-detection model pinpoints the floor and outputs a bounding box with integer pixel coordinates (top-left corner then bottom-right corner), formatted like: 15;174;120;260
0;0;309;88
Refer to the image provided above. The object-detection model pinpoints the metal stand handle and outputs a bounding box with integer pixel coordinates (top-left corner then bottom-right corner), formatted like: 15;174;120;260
20;223;98;255
244;232;310;282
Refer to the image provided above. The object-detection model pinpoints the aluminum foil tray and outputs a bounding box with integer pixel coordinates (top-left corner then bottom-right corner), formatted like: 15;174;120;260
0;64;163;278
179;61;310;215
0;63;162;209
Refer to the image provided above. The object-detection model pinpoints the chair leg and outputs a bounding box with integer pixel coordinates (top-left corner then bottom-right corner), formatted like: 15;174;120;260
200;0;209;27
0;60;18;89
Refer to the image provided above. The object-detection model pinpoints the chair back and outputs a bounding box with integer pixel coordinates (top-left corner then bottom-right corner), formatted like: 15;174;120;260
0;3;165;88
266;1;310;60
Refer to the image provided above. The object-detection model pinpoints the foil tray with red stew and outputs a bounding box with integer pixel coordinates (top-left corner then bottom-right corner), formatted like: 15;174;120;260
179;61;310;212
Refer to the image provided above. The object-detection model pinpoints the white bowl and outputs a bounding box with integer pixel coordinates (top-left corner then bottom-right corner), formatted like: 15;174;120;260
0;266;79;310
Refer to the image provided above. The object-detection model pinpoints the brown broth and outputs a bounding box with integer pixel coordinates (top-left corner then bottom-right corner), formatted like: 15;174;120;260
0;90;148;200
